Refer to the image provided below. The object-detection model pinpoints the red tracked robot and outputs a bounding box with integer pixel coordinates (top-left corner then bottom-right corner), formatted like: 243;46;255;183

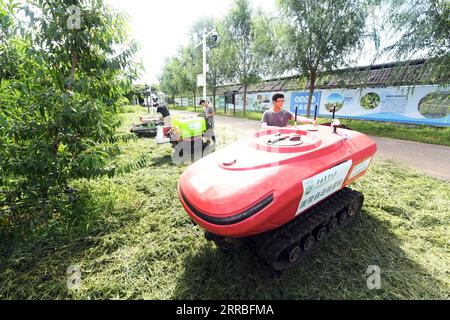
178;108;377;271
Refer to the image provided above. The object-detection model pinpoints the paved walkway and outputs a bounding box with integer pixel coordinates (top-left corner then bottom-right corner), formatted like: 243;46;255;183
171;110;450;182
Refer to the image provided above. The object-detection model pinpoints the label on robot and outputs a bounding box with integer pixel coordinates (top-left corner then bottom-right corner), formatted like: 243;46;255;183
349;157;373;179
296;160;353;215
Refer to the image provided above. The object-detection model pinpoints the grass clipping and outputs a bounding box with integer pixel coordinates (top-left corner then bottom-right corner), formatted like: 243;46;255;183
0;108;448;300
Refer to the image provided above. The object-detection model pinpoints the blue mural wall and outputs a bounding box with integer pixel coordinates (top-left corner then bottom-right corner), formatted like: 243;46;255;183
177;84;449;126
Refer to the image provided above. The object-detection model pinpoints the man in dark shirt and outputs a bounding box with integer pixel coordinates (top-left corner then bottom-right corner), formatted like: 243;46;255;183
200;99;216;144
261;93;314;128
155;103;171;126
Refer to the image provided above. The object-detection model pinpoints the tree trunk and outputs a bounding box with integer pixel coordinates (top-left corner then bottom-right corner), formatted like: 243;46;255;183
66;49;78;91
306;70;317;118
193;90;196;112
212;87;217;112
243;86;247;116
243;63;247;115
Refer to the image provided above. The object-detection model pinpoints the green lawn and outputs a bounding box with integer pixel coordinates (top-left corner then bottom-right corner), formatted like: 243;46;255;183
170;105;450;147
0;106;449;299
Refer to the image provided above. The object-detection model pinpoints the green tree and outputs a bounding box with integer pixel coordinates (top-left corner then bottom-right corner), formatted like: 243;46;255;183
251;13;278;80
180;44;201;106
160;46;203;108
276;0;373;117
189;17;237;110
387;0;449;60
223;0;263;114
159;57;181;103
0;0;139;221
385;0;449;79
0;0;20;83
125;83;157;105
207;22;238;111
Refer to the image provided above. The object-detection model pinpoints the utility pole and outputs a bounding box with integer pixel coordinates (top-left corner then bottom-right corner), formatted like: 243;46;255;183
195;29;219;103
202;30;207;101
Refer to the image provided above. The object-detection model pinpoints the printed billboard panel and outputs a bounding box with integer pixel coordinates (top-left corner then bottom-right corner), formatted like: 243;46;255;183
233;91;322;115
178;84;449;126
233;92;293;112
318;85;449;126
290;91;322;115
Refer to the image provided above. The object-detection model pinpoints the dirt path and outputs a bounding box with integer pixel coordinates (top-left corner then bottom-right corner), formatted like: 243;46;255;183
171;109;450;182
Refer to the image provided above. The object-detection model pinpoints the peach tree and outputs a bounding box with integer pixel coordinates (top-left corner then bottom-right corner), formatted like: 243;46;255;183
0;0;139;223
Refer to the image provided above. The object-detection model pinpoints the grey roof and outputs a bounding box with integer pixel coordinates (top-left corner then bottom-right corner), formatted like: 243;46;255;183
215;59;449;95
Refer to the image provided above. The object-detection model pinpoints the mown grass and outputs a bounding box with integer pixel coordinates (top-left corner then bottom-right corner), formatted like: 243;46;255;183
170;105;450;147
0;106;448;299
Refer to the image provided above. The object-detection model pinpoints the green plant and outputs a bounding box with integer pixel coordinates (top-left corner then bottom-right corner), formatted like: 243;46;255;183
0;109;448;299
360;92;381;110
0;0;139;224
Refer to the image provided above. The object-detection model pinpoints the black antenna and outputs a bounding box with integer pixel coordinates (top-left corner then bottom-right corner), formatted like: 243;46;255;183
295;106;298;122
314;104;318;121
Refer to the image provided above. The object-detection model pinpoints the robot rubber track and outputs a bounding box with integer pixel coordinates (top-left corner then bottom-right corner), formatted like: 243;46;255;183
206;187;364;272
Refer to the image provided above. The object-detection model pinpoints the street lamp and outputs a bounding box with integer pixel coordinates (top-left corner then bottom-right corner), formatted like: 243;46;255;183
195;29;219;101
